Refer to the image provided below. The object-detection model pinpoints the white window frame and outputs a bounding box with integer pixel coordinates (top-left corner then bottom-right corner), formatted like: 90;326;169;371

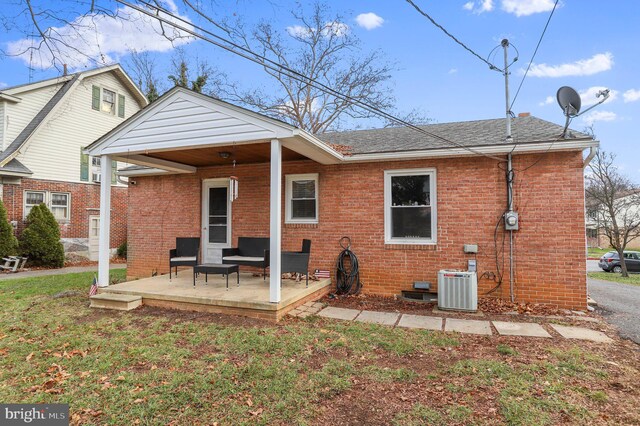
23;191;46;219
285;173;319;224
101;87;116;115
384;168;437;245
23;190;71;222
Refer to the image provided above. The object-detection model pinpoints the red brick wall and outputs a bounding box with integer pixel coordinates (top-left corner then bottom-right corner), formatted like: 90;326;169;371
2;178;127;248
126;151;587;309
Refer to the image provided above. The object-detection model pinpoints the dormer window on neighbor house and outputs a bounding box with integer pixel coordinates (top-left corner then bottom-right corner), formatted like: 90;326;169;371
92;85;125;118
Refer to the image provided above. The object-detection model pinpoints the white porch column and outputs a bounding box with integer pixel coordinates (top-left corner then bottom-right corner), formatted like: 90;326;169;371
98;154;112;287
269;139;282;303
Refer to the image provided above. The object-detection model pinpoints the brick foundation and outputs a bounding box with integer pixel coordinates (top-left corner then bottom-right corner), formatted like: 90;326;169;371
1;178;127;248
126;151;587;310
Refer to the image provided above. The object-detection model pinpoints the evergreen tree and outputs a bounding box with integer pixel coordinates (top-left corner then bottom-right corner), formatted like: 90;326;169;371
19;204;65;267
0;199;18;258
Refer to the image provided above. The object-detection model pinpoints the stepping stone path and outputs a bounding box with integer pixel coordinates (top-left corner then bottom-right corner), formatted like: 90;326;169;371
306;306;613;343
550;324;613;343
493;321;551;338
445;318;492;335
288;302;324;318
355;310;400;326
397;315;443;331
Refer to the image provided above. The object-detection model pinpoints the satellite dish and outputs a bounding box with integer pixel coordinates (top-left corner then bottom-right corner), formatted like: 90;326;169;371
557;86;581;117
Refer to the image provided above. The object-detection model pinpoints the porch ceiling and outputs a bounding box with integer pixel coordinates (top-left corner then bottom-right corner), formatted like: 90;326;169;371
146;143;306;167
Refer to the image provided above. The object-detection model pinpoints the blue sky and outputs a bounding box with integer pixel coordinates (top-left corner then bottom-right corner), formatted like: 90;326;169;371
1;0;638;179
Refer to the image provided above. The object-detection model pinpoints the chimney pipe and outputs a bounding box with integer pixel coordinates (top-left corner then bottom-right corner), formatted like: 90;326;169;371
518;112;530;117
63;64;68;76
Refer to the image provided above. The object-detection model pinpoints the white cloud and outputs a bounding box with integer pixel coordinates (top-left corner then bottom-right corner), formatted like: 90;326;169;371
623;89;640;103
501;0;557;16
0;82;7;89
539;95;554;106
6;4;194;70
579;86;617;106
582;110;617;125
448;68;458;74
287;21;349;38
463;0;494;14
526;52;613;78
355;12;384;30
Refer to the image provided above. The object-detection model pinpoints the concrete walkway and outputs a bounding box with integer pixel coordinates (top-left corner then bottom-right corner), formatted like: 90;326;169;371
304;305;613;343
0;264;126;281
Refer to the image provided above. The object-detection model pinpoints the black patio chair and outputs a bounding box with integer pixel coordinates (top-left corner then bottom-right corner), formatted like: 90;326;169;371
169;237;200;280
282;239;311;287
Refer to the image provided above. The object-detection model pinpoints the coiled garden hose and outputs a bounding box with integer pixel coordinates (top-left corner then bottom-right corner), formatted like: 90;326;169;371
335;237;362;295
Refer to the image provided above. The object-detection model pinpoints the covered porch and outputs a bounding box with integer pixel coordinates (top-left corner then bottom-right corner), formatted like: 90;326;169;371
85;86;342;313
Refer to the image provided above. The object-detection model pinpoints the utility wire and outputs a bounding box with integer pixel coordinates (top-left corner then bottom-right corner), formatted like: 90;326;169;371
405;0;503;72
117;0;509;162
509;0;559;110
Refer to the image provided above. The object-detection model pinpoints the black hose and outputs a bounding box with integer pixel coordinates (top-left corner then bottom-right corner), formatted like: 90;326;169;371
335;237;361;295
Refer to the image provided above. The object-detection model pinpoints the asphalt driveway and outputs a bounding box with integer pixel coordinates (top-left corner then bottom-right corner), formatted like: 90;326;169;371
588;277;640;344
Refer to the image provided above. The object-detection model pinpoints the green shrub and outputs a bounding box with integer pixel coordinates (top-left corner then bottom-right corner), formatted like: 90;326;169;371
117;241;127;259
0;198;18;258
19;203;65;268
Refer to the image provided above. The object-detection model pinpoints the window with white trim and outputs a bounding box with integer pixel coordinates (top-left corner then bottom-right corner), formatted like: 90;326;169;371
24;191;71;221
384;169;436;244
24;191;45;218
285;174;319;223
102;89;116;114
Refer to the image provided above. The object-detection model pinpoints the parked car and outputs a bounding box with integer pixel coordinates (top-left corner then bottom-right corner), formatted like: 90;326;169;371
598;251;640;273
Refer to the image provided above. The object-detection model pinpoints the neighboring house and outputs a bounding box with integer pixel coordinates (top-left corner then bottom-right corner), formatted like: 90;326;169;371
585;191;640;249
87;87;597;310
0;65;148;259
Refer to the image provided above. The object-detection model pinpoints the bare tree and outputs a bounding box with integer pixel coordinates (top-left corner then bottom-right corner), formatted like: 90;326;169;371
125;50;164;102
586;150;640;277
221;2;412;133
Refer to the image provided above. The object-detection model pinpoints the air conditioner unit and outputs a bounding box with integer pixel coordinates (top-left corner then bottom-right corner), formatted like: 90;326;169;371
437;270;478;312
92;172;101;183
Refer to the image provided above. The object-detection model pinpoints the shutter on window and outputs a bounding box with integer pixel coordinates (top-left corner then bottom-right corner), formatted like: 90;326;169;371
92;85;100;110
118;94;125;118
80;149;89;181
111;160;118;184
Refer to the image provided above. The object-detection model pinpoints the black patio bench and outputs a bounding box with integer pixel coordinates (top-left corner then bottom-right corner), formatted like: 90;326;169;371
222;237;270;279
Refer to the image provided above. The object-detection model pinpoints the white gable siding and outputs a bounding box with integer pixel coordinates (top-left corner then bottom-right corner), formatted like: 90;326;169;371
107;95;279;153
16;72;143;184
0;103;4;150
3;84;61;148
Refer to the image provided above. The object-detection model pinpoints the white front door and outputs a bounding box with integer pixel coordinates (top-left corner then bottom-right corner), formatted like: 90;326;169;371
202;179;232;264
88;215;100;261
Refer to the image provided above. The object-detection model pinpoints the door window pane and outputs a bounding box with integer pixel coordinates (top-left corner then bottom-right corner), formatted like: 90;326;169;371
208;187;228;244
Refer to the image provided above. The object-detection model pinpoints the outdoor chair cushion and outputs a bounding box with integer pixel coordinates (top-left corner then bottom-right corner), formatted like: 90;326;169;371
222;255;264;263
170;256;197;262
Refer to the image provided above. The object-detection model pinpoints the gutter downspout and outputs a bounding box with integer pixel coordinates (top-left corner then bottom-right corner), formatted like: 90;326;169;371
583;147;597;169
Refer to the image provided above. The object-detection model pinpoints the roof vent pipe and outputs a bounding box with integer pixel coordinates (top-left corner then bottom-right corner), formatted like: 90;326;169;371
63;64;68;76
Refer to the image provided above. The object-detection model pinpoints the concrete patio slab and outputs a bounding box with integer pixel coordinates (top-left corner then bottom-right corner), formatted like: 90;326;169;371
550;324;613;343
355;310;400;326
397;315;443;331
492;321;551;338
445;318;492;335
317;307;361;321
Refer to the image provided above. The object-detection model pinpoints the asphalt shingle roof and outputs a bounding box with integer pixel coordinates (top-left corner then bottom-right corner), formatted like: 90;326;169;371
316;116;591;154
0;74;79;164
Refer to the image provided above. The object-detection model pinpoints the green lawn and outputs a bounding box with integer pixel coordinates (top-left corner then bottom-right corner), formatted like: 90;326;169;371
587;247;612;258
1;272;639;425
588;271;640;286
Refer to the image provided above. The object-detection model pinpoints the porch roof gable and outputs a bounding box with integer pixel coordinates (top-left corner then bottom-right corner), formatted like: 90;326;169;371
85;86;343;165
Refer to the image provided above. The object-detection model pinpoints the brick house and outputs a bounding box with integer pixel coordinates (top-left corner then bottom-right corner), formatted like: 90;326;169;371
87;87;597;310
0;65;147;259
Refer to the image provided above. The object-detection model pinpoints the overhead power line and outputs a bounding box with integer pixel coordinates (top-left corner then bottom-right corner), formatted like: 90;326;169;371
404;0;503;72
509;0;559;111
115;0;509;162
